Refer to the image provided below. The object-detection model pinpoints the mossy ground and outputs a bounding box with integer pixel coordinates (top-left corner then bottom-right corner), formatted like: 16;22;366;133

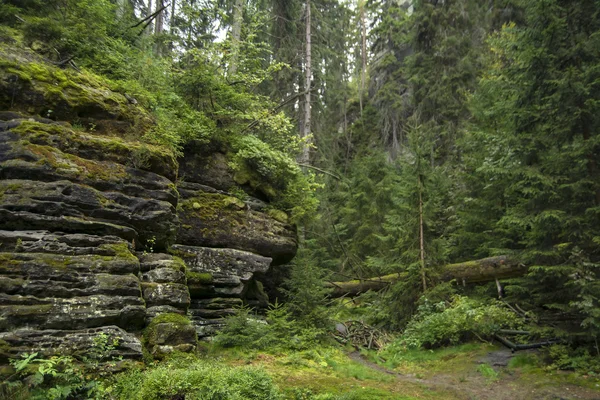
192;342;600;400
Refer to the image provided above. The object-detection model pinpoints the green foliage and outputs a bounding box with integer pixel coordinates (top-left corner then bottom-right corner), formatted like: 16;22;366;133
214;302;327;352
547;344;600;374
213;305;270;349
282;249;332;329
230;135;320;222
398;295;520;349
477;363;500;383
109;359;281;400
4;333;121;399
455;0;600;344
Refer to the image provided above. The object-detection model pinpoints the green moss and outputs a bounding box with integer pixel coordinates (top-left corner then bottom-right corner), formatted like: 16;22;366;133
0;277;25;292
233;165;277;200
266;208;289;223
22;141;128;182
168;247;197;260
25;62;53;82
143;313;193;345
0;339;10;353
186;271;213;285
6;66;32;82
40;255;74;270
170;256;187;272
151;313;192;326
11;120;177;177
181;193;245;222
8;304;53;315
97;242;136;260
0;46;154;136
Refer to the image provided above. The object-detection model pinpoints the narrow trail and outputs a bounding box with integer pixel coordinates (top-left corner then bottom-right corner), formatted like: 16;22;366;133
347;350;600;400
347;351;472;399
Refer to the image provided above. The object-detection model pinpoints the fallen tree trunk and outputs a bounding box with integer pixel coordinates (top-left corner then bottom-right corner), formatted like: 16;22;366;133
326;256;526;297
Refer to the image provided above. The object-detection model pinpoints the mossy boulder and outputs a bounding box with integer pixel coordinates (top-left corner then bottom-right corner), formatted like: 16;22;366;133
0;230;134;256
141;267;186;285
7;119;177;181
0;293;146;331
137;253;186;273
143;313;197;358
0;232;146;337
188;298;242;319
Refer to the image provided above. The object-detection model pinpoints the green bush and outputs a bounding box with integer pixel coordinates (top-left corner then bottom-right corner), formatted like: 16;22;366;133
547;344;600;374
212;306;268;349
214;303;327;351
109;360;281;400
397;295;520;348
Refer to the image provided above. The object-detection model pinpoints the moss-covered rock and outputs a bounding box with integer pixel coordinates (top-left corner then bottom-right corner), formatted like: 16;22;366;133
0;119;180;250
171;244;272;298
8;119;177;181
176;191;297;265
137;253;186;273
0;293;145;331
143;313;197;358
0;231;146;343
0;44;153;134
0;326;143;363
140;282;190;311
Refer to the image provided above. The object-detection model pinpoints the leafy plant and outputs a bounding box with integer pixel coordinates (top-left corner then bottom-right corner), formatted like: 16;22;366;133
5;332;122;399
477;363;499;383
109;359;281;400
398;295;520;349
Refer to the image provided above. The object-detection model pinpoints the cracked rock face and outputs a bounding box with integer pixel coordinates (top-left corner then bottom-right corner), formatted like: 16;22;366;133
171;245;272;338
0;119;179;250
176;190;297;265
0;47;299;361
0;326;143;363
0;231;146;360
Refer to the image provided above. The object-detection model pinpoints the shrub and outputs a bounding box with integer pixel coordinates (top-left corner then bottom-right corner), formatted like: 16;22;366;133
398;295;520;348
109;361;281;400
214;303;327;351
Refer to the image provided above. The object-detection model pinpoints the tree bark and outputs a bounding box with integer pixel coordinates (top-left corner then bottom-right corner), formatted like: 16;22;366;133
326;256;526;297
359;0;367;117
154;0;165;55
145;0;154;35
418;174;426;291
154;0;164;35
228;0;244;76
299;0;312;165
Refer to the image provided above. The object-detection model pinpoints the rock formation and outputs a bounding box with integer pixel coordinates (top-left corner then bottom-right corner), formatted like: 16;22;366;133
0;45;298;362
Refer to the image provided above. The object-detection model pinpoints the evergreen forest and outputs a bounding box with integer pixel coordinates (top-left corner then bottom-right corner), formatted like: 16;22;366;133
1;0;600;399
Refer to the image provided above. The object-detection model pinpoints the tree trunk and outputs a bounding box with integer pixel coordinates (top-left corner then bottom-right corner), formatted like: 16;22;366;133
154;0;165;55
359;0;367;117
145;0;154;35
326;256;526;297
300;0;312;165
228;0;244;76
418;174;426;291
154;0;164;35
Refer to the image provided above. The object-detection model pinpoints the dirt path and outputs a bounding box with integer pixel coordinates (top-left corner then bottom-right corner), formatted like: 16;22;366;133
348;350;600;400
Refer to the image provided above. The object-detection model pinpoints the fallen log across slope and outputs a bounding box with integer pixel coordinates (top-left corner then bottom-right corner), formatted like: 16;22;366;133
326;256;527;297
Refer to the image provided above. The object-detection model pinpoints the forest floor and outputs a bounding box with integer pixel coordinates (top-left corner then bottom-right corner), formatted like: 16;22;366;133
206;342;600;399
